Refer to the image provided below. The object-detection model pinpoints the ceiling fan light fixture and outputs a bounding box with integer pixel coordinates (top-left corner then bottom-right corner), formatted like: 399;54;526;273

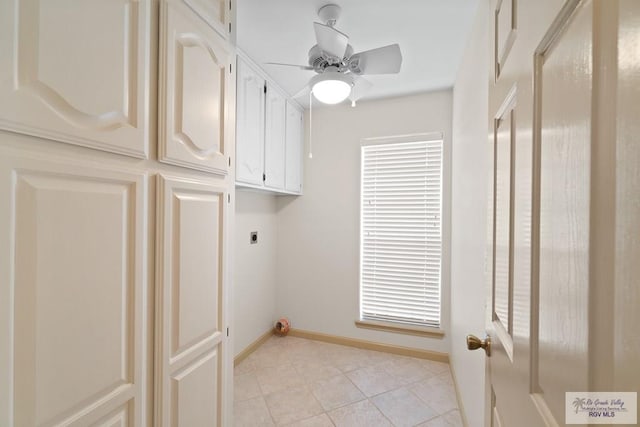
310;71;352;104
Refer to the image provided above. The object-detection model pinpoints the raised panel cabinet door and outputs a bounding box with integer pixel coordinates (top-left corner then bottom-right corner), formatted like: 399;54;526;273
0;146;149;425
285;102;303;193
263;86;286;190
155;174;230;427
159;0;233;175
0;0;151;158
235;58;265;186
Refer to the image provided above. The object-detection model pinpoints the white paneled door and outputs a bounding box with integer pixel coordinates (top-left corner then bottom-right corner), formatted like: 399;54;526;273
482;1;640;426
155;175;229;426
0;0;151;158
0;147;148;426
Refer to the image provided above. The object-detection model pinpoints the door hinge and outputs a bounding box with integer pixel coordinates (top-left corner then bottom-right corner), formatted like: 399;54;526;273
264;84;267;94
227;194;231;203
229;0;232;11
229;63;232;74
262;173;266;182
228;22;232;33
228;156;231;167
226;327;230;337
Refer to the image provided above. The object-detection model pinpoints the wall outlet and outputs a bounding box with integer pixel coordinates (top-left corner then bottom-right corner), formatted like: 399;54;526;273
250;231;258;244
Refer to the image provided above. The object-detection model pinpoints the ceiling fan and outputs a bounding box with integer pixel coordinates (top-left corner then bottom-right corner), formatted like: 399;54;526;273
266;3;403;106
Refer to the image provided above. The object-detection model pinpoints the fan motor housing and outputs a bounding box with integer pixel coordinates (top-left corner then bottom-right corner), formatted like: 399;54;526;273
308;44;355;73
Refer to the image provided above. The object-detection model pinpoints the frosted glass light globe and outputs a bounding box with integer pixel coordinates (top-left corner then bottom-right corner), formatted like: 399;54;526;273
310;71;352;104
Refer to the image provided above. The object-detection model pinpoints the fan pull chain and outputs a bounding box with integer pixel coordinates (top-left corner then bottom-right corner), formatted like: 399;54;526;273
308;90;313;159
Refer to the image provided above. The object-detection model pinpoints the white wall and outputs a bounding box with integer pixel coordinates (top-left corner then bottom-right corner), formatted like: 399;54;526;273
276;91;452;353
234;191;278;357
450;0;489;424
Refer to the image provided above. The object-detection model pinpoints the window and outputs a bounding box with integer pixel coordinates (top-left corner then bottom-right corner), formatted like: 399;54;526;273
360;136;443;328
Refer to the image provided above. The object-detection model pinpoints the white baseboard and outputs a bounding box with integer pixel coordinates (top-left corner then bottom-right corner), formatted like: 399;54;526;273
288;328;449;363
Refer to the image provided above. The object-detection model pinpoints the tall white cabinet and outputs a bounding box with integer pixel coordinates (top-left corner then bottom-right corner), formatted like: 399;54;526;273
235;55;304;195
0;0;235;425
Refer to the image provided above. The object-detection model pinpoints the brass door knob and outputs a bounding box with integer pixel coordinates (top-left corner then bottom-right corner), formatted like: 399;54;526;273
466;334;491;356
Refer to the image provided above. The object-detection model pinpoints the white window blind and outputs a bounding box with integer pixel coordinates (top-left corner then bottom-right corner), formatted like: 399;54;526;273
360;139;442;328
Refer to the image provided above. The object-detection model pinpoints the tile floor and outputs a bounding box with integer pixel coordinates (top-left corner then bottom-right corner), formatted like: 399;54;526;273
234;335;463;427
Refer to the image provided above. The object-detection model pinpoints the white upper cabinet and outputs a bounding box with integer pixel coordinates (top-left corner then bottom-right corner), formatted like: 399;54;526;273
236;58;265;186
264;87;286;190
235;55;303;194
0;0;151;158
159;0;233;175
285;101;303;193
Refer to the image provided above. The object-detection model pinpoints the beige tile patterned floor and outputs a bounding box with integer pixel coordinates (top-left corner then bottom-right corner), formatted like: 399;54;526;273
234;336;463;427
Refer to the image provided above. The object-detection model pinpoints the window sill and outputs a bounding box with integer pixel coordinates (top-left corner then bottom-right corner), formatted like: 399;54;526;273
355;320;445;338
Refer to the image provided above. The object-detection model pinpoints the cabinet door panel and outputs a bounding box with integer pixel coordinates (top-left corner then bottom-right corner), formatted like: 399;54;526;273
159;0;232;175
156;175;228;426
170;350;218;426
0;150;147;425
264;87;286;190
285;102;303;193
91;404;131;427
0;0;150;158
235;58;265;186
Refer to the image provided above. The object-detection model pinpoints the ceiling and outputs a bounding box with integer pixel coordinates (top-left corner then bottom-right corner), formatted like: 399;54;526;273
236;0;481;105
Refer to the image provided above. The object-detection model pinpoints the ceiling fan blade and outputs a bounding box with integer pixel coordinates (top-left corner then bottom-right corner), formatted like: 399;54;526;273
265;62;314;71
349;44;402;75
313;22;349;59
349;76;373;103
